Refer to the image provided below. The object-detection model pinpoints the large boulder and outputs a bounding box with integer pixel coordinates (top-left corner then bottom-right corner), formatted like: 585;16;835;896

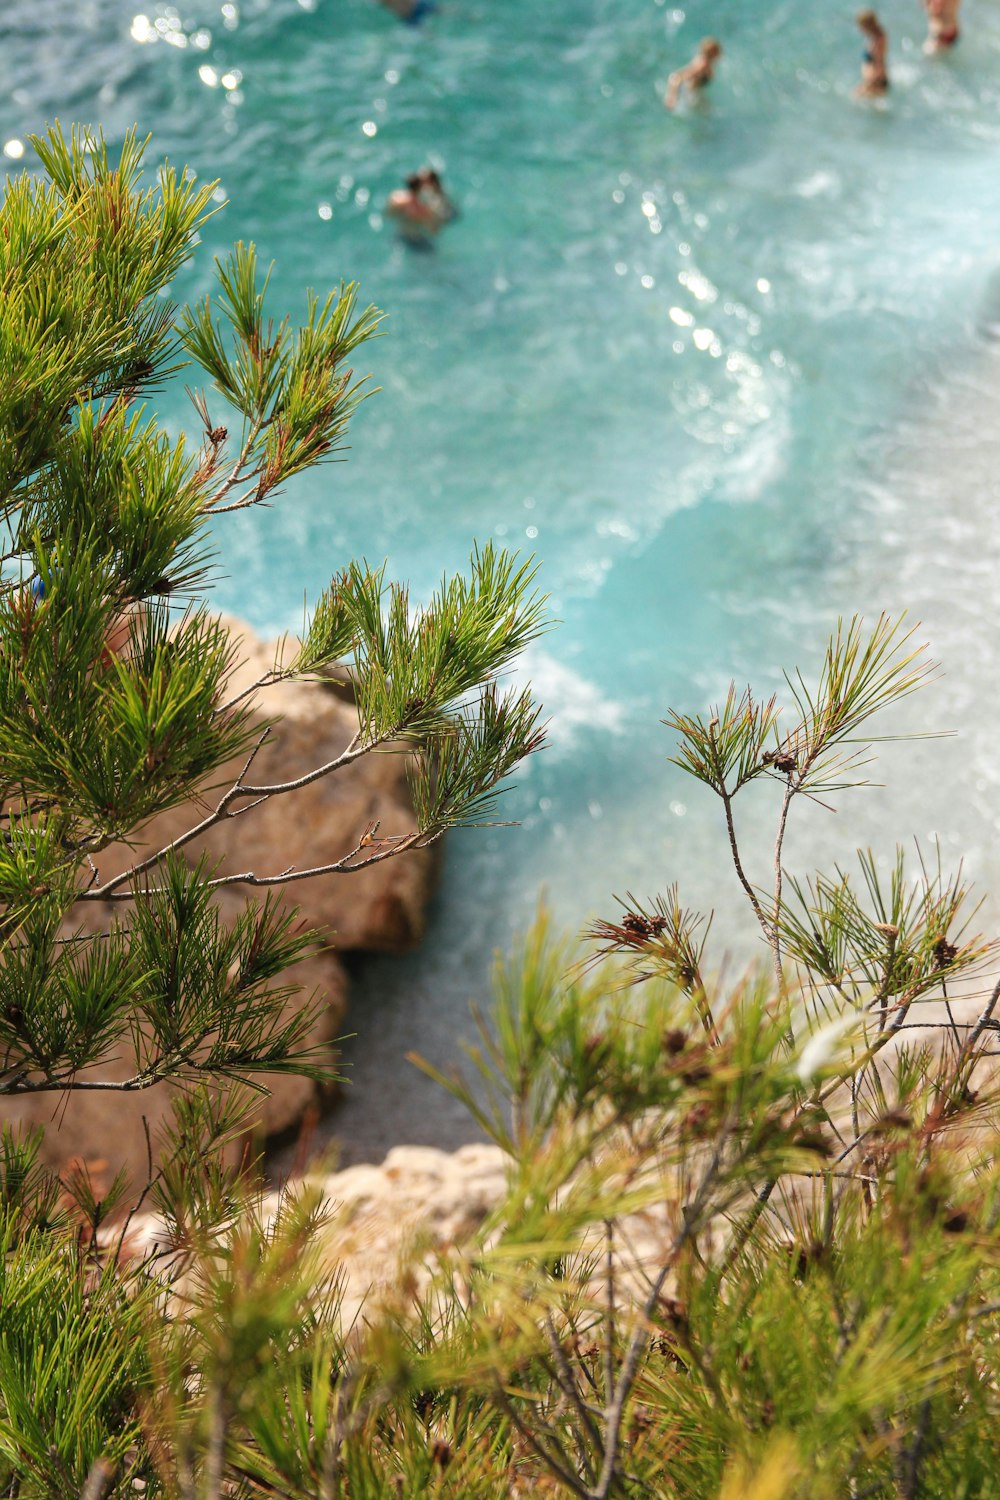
125;1143;509;1326
100;615;439;956
3;618;441;1186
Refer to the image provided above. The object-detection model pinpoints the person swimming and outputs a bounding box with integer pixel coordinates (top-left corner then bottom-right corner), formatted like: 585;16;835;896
855;9;889;97
663;37;722;110
376;0;437;24
386;168;457;245
923;0;961;53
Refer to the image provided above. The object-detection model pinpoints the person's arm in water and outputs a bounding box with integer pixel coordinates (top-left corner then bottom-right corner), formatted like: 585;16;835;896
664;44;718;109
664;63;692;109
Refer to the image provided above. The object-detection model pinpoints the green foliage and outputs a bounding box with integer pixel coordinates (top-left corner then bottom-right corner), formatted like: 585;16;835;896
665;614;932;801
0;124;548;1113
0;1222;155;1496
1;123;997;1500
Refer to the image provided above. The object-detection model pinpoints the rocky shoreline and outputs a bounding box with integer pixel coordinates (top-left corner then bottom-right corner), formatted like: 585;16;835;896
126;1139;685;1324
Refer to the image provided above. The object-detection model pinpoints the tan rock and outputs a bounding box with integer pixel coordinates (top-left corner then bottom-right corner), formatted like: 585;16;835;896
127;1142;509;1325
9;933;348;1190
1;617;440;1187
301;1142;685;1321
124;1141;683;1327
93;616;440;956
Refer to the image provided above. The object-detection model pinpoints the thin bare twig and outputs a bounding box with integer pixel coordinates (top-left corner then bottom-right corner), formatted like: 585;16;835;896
0;1070;160;1096
602;1220;615;1410
590;1136;729;1499
78;724;396;902
111;1115;158;1271
720;782;772;948
79;1458;117;1500
721;1175;777;1273
708;716;773;954
770;778;795;982
490;1379;592;1500
213;665;295;717
896;1398;932;1500
80;727;275;899
202;413;264;511
542;1315;601;1485
83;826;438;902
958;974;1000;1063
208;486;272;515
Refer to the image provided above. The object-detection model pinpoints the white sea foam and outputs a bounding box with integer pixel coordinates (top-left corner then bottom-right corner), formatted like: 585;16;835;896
513;649;626;753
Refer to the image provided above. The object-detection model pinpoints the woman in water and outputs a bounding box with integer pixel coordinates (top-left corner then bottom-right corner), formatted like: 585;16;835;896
663;37;722;110
923;0;961;53
855;9;889;97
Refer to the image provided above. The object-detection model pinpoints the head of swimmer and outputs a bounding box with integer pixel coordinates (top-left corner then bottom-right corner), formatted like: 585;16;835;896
410;168;446;196
699;36;722;60
404;167;444;196
856;8;884;36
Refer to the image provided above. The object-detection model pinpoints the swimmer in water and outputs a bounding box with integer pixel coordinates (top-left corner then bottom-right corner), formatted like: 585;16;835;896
417;168;457;226
376;0;437;24
386;169;457;245
923;0;961;53
855;9;889;97
664;37;722;110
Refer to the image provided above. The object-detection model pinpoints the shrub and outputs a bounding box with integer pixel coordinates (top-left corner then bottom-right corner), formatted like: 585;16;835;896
0;123;546;1495
0;121;546;1116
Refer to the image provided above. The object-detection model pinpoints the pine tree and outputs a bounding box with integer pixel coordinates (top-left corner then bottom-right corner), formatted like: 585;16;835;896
2;125;998;1500
0;123;546;1129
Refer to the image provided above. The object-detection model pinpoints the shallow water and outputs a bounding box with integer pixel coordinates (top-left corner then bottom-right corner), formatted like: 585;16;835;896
4;0;1000;1163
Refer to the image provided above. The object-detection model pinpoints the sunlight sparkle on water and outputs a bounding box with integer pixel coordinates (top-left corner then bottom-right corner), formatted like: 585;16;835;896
15;0;1000;1159
679;270;717;304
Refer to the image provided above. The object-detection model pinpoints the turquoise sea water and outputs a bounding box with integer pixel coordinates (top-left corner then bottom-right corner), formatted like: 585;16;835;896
5;0;1000;1160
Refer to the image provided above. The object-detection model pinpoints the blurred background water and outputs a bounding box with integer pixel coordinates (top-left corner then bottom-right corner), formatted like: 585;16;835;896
3;0;1000;1162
